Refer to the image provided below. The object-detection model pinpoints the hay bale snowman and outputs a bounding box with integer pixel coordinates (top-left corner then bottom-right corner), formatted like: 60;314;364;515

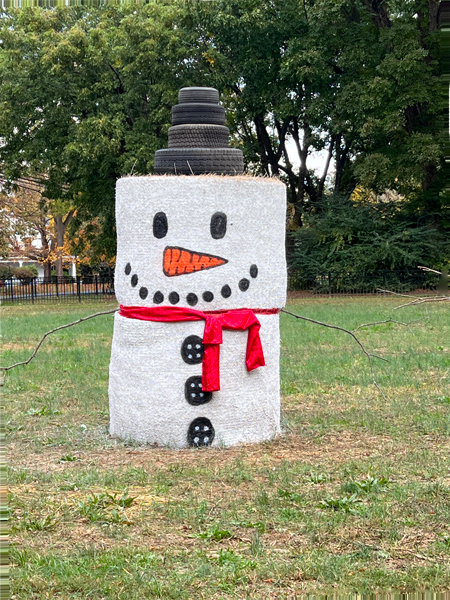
109;87;286;447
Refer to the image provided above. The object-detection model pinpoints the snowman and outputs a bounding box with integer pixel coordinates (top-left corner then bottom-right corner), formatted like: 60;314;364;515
108;87;287;448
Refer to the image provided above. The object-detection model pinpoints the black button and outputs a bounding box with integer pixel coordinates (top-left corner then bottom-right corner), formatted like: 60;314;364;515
202;291;214;302
181;335;204;365
250;264;258;278
139;287;148;299
131;274;138;287
153;291;164;304
169;291;180;304
187;417;215;447
221;285;231;298
125;263;131;275
184;376;212;405
239;278;250;291
186;293;198;306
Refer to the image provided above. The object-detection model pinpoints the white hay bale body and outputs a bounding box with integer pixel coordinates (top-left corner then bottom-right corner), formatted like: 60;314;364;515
109;312;280;447
109;175;286;447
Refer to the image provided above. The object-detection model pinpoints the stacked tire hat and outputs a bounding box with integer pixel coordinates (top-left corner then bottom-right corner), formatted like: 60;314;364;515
154;87;244;175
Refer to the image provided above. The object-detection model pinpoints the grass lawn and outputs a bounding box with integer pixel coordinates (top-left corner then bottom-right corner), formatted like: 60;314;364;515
3;296;450;598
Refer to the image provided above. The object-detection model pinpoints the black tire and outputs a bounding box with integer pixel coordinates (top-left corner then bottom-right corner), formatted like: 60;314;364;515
172;103;226;126
168;124;230;149
178;87;219;104
154;148;244;175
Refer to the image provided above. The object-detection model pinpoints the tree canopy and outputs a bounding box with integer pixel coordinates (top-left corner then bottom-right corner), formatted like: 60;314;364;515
0;1;447;267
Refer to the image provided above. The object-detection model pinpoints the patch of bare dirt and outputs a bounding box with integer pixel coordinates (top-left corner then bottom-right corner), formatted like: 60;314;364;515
11;430;405;474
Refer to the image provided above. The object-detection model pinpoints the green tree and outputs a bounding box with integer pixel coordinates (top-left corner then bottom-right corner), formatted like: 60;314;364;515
0;5;192;260
190;0;446;229
291;191;449;287
0;1;447;264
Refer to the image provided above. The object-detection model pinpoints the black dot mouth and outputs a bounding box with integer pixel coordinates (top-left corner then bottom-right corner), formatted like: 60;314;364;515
125;263;257;304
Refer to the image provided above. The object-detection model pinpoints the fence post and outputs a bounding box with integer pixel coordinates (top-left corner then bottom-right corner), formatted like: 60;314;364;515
95;275;98;297
55;276;59;298
31;278;35;304
77;276;81;303
10;279;14;303
328;272;332;297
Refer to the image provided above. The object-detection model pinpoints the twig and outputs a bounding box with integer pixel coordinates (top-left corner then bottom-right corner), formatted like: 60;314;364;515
130;159;138;176
207;497;223;518
354;542;440;564
377;288;449;309
417;265;442;275
377;288;422;299
280;308;387;397
394;296;449;310
0;308;118;372
397;547;440;564
352;317;419;333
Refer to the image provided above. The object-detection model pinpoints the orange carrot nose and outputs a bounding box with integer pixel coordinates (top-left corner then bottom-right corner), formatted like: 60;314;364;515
163;246;228;277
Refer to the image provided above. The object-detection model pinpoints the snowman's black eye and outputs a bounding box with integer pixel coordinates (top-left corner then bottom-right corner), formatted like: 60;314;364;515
210;212;227;239
153;212;168;238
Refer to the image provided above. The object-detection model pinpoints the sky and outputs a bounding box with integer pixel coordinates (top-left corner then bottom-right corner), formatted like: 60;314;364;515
284;139;336;181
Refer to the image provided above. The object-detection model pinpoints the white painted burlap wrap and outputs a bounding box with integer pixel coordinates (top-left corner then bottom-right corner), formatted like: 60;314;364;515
109;175;287;447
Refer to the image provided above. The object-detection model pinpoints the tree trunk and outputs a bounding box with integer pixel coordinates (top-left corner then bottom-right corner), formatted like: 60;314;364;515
53;210;75;279
54;215;65;279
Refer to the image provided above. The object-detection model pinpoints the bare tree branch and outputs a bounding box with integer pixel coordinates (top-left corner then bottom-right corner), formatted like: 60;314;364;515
377;288;450;310
0;308;118;372
352;317;420;333
417;265;442;275
377;288;421;298
280;308;387;397
393;297;450;310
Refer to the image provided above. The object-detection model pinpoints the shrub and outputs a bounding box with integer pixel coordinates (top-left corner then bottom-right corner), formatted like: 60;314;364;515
14;266;38;282
291;193;449;291
0;265;14;281
50;270;76;283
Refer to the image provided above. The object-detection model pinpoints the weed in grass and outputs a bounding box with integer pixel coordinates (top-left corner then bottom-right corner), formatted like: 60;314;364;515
231;520;266;534
167;463;184;474
255;488;270;507
8;467;30;484
277;489;303;505
250;530;264;556
305;471;327;484
123;466;148;485
108;509;133;525
437;395;450;404
60;483;79;491
197;528;233;541
25;405;60;417
77;489;135;524
436;535;450;550
57;454;80;463
341;474;389;495
217;549;257;571
6;421;23;432
195;499;209;524
279;507;303;521
16;512;59;532
319;493;362;513
225;458;254;484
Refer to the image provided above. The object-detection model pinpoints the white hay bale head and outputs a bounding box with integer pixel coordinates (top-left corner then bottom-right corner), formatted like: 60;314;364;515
115;176;287;310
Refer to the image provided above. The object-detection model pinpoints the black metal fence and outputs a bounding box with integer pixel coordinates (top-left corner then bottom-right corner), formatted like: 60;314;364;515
0;276;115;304
288;269;442;295
0;270;444;304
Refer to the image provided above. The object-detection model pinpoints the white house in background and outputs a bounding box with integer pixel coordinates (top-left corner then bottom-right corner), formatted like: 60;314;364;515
0;256;77;278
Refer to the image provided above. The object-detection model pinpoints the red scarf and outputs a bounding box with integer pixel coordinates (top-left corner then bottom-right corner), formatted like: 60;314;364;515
119;305;278;392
